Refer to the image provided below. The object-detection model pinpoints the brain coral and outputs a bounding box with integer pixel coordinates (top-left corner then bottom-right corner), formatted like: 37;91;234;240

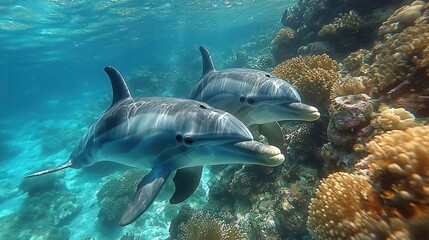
307;172;377;239
367;1;429;95
376;106;415;130
272;54;342;112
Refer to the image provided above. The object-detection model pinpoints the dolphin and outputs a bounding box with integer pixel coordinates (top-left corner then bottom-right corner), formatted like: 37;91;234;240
25;66;284;226
190;46;320;148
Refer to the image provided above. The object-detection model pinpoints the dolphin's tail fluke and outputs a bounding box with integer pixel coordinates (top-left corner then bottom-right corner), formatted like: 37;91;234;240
24;159;73;178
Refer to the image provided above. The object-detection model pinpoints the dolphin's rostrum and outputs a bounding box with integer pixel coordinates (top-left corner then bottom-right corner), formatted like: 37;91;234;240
25;66;285;226
190;46;321;147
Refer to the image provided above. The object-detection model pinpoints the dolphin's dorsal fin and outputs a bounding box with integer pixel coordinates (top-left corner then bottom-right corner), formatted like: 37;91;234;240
199;46;216;77
104;66;132;108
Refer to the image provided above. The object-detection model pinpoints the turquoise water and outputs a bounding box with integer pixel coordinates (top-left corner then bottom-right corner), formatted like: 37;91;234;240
0;1;294;239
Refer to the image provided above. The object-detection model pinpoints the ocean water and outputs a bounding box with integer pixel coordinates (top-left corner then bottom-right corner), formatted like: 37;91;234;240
0;1;294;239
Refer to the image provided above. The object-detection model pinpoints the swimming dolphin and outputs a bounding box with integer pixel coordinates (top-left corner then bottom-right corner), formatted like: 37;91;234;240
190;46;320;148
25;66;284;226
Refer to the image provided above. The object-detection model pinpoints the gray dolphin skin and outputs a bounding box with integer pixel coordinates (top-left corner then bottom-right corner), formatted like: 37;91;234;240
190;46;320;147
24;66;285;226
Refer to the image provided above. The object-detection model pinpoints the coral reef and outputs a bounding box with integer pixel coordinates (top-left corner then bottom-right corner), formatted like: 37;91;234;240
272;54;342;112
307;172;374;239
176;211;247;240
342;49;370;76
330;76;371;99
0;174;81;239
367;1;429;96
275;0;402;61
318;10;365;38
271;27;295;46
376;106;415;130
366;126;429;208
97;169;147;226
309;126;429;239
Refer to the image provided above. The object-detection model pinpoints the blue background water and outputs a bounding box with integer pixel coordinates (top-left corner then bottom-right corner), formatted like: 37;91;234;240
0;1;296;239
1;0;293;117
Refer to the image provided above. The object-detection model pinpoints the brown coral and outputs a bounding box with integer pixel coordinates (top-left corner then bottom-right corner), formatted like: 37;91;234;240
307;172;377;239
272;54;342;112
318;11;365;37
177;211;247;240
330;76;371;99
271;27;295;46
343;49;370;76
376;106;415;130
368;2;429;95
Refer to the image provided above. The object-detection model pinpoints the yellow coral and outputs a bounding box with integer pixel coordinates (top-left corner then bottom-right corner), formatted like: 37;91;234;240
271;27;295;46
272;54;342;112
318;11;365;37
376;107;415;130
367;126;429;206
368;2;429;94
307;172;377;239
330;76;371;99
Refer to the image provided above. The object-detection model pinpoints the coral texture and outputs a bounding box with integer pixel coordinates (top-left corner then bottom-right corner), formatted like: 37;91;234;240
368;1;429;95
366;126;429;207
376;106;415;130
307;172;374;239
177;211;247;240
318;10;365;37
271;27;295;46
272;54;342;112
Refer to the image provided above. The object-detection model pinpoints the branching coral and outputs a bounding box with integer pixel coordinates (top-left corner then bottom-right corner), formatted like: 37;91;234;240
376;106;415;130
343;49;370;76
272;54;342;112
177;211;247;240
318;10;365;37
367;1;429;95
271;27;295;46
307;172;377;239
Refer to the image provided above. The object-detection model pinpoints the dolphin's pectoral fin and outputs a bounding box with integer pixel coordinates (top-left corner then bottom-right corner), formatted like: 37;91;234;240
258;122;285;150
170;166;203;204
119;166;172;226
24;160;73;178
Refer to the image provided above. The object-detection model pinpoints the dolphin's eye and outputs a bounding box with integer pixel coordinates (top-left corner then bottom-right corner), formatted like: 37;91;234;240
184;136;193;145
199;104;208;109
176;134;183;142
239;96;245;103
265;74;271;77
247;98;255;105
